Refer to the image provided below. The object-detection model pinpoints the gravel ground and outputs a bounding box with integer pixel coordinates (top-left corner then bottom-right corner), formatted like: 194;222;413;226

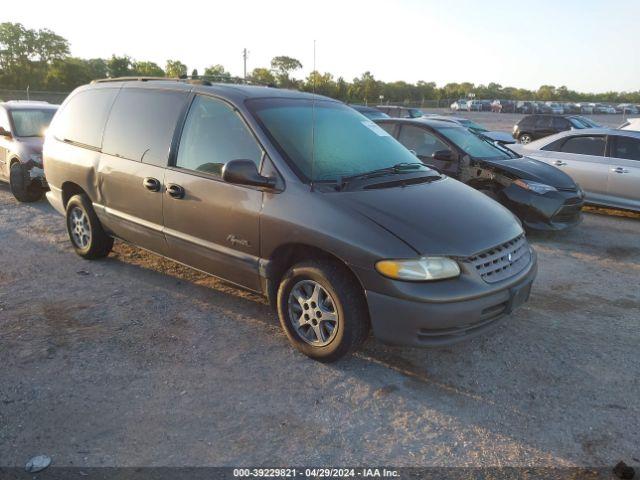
0;183;639;469
419;110;628;132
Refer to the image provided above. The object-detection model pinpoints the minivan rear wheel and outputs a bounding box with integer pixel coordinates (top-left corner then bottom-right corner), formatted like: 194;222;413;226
65;194;113;259
10;163;43;203
277;260;369;362
519;133;532;144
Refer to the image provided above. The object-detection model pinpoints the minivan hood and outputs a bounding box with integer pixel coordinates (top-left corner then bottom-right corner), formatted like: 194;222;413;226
481;156;577;189
333;177;523;257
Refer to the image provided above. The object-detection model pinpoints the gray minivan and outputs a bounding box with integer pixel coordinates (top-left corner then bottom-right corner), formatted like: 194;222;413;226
44;78;537;361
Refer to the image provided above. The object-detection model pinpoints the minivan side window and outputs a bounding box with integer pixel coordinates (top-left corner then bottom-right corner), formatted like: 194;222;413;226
611;136;640;161
175;95;262;176
50;88;118;149
398;125;449;158
102;88;189;166
560;136;605;156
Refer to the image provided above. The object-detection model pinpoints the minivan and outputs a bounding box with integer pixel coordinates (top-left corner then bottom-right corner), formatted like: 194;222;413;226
44;79;537;361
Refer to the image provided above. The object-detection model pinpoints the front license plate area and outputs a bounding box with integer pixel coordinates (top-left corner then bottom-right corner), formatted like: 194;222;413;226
507;283;532;313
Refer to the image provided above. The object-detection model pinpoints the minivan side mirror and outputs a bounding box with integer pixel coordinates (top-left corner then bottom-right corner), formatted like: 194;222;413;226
0;127;11;138
432;149;454;162
222;159;276;188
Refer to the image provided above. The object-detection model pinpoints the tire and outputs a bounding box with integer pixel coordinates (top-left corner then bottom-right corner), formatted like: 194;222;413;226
519;133;532;144
276;260;369;362
65;194;113;259
10;163;43;202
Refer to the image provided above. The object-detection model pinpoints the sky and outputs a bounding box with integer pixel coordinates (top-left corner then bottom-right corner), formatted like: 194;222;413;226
4;0;639;93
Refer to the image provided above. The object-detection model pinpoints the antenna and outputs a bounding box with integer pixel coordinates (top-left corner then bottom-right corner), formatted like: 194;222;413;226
310;40;317;192
242;48;249;82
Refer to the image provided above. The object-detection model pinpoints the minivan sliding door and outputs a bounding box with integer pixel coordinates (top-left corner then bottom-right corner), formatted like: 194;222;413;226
98;88;190;254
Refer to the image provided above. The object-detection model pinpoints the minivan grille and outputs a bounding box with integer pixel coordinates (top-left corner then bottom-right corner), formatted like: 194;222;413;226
465;234;531;284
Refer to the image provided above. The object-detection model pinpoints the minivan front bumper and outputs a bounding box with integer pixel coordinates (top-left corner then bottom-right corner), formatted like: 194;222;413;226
364;249;537;347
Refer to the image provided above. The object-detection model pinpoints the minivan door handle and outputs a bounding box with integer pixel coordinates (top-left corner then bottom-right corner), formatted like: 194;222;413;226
143;177;161;192
553;160;567;166
166;183;185;199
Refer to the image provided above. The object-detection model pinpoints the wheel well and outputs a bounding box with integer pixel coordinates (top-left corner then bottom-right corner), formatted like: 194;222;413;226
61;182;87;208
266;243;366;308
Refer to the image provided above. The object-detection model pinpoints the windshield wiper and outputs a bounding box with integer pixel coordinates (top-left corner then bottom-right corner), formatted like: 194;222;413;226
336;162;436;191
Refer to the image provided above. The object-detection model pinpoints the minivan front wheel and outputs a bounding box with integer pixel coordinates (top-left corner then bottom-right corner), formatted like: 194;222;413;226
277;260;369;362
65;194;113;259
519;133;532;144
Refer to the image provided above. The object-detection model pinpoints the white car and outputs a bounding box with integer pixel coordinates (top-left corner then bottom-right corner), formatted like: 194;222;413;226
450;100;467;111
511;128;640;211
620;118;640;131
466;100;482;111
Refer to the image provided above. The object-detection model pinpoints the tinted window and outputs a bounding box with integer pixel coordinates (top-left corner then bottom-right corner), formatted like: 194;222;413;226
541;138;566;152
611;136;640;161
535;116;553;128
553;117;569;130
560;136;605;156
176;95;262;176
8;109;56;137
50;88;118;148
520;116;535;127
378;123;397;136
102;89;188;166
398;125;449;158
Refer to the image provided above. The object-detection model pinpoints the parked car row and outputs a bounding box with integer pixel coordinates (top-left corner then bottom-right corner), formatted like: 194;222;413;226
2;80;636;363
512;114;603;144
453;99;640;115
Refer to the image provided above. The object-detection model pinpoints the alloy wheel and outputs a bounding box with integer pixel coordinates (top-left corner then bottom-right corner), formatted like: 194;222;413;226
287;280;339;347
69;206;91;249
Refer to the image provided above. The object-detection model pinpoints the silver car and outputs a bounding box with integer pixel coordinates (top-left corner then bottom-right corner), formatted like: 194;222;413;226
511;129;640;211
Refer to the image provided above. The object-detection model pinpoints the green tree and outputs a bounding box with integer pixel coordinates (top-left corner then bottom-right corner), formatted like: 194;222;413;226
0;22;70;88
248;67;276;86
107;55;132;78
191;68;199;78
204;64;232;82
165;59;187;78
302;71;337;97
132;61;164;77
270;55;302;87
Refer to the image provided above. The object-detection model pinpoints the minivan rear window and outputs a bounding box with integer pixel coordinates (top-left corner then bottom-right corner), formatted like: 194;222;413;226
102;88;189;166
50;88;118;149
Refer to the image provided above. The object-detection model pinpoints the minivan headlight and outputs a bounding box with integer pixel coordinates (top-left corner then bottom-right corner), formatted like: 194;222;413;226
513;179;557;195
375;257;460;281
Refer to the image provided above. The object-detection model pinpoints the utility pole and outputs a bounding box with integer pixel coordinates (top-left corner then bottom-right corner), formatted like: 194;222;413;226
242;48;248;82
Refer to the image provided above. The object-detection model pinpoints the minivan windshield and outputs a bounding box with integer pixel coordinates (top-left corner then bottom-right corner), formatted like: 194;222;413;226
248;98;427;182
9;108;56;137
434;126;515;160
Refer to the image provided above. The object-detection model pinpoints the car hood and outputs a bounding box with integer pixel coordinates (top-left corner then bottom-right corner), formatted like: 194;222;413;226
333;177;523;257
481;156;577;189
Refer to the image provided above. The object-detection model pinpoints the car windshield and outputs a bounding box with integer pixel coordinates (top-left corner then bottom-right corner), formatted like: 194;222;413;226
435;126;513;160
248;98;424;182
9;108;56;137
568;117;588;128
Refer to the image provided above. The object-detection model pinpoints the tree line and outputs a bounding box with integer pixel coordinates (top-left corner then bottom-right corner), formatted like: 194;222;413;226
1;22;639;104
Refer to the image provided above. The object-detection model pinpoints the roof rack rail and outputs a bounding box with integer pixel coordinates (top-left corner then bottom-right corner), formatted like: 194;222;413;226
91;75;266;87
